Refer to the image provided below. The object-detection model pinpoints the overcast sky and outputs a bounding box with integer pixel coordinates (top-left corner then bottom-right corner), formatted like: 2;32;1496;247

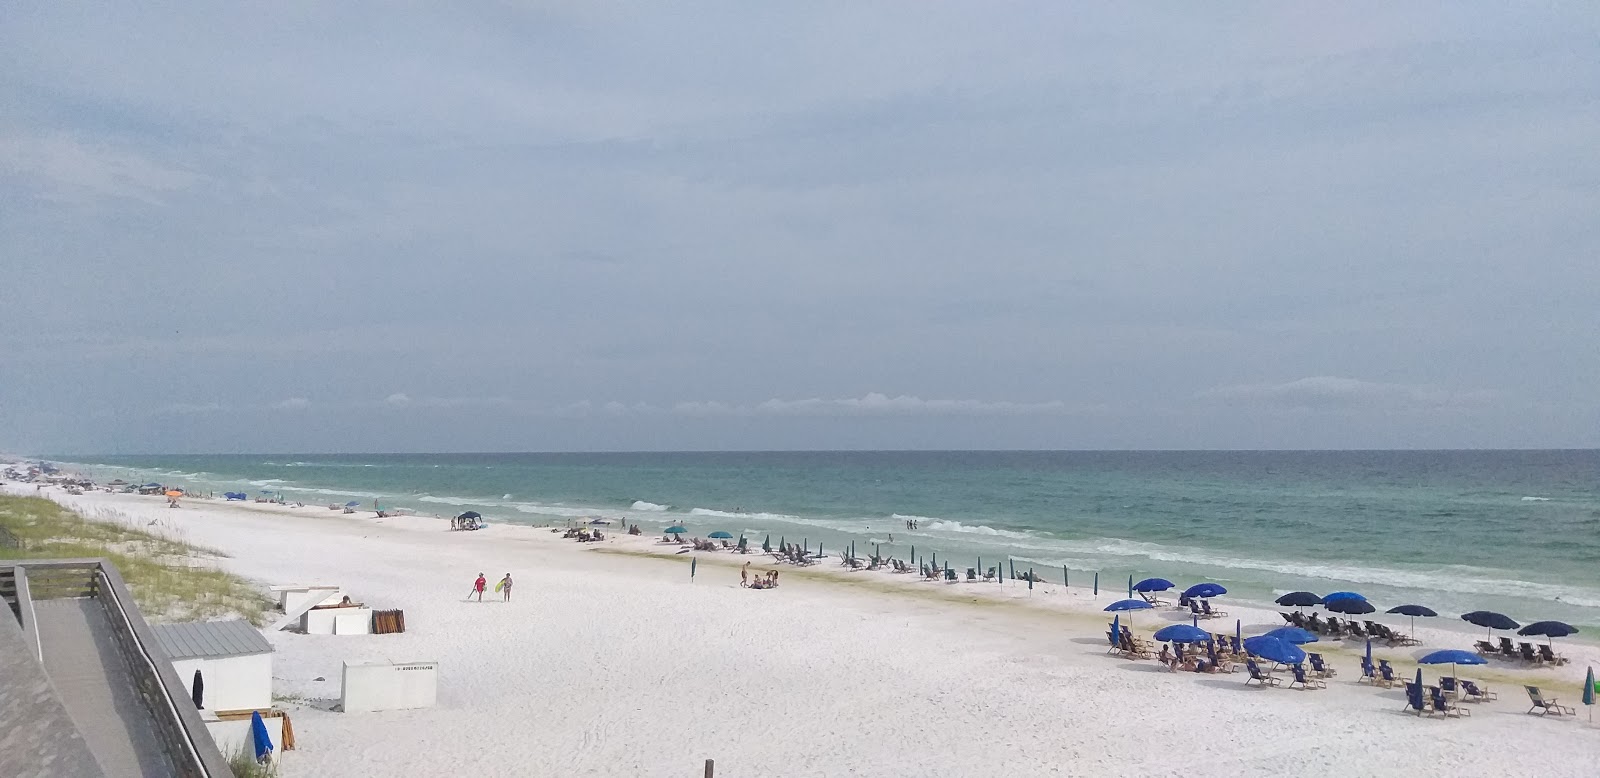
3;2;1598;454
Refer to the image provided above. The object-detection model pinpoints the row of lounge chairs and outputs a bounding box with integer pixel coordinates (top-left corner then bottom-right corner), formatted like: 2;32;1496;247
1403;680;1470;717
1279;612;1420;645
1473;637;1567;665
1243;654;1337;690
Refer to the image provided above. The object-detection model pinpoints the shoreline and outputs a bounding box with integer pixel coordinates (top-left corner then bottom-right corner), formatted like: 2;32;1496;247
6;478;1599;775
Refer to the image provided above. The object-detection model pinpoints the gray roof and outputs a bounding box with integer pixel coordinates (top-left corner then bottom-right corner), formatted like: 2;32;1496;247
151;620;272;661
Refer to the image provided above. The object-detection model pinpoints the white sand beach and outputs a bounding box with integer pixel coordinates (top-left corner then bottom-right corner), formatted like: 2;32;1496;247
9;482;1600;777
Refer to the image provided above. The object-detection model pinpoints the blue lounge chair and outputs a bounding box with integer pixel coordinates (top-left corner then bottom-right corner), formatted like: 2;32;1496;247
1201;599;1226;619
1308;653;1336;678
1404;682;1432;716
1377;662;1400;688
1460;680;1496;702
1430;686;1466;717
1245;660;1281;687
1357;659;1376;684
1290;664;1326;690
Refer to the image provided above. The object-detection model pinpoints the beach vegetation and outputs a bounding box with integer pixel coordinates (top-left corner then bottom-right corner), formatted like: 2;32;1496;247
226;746;280;778
0;495;271;625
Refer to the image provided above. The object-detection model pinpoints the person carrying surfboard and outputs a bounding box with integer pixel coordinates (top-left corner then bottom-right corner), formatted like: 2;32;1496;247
497;573;513;602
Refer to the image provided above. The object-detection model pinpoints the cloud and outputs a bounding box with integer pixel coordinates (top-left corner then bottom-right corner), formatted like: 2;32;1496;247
153;402;227;415
1200;377;1496;410
672;393;1075;417
272;397;311;410
384;393;413;407
381;393;509;410
0;132;199;204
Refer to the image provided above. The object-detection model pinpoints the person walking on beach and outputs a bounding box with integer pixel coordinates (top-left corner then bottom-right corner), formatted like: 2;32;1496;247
740;562;750;587
498;573;513;602
469;572;486;602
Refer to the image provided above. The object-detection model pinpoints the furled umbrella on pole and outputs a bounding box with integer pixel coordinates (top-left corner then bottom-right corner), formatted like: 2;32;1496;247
1583;666;1594;723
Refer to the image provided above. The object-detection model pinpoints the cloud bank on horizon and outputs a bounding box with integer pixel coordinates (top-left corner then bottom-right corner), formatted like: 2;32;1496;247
2;3;1597;453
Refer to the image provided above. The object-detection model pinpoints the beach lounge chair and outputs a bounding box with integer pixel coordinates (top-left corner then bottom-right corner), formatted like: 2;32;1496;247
1290;664;1326;690
1517;642;1543;664
1377;662;1400;688
1498;637;1518;659
1536;644;1567;665
1460;680;1496;702
1201;600;1225;619
1307;653;1335;678
1525;686;1575;715
1189;600;1204;618
1438;677;1459;701
1346;621;1366;639
1357;659;1376;684
943;567;958;582
1324;617;1345;637
966;568;977;581
1430;686;1466;717
1280;612;1297;625
1403;682;1433;716
1474;640;1498;656
983;567;997;581
1245;660;1281;687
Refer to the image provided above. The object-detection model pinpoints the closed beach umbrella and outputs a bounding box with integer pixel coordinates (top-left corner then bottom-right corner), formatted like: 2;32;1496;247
1233;619;1242;654
1183;583;1227;599
707;531;734;539
1583;666;1594;722
1322;591;1366;604
250;710;274;763
1263;627;1319;645
1153;624;1212;644
1134;577;1174;593
762;535;771;552
1109;615;1120;647
1386;604;1437;640
1326;598;1376;615
1104;598;1153;627
1242;635;1306;666
1128;575;1133;598
1461;610;1519;640
1364;638;1374;674
191;669;204;709
1275;591;1323;608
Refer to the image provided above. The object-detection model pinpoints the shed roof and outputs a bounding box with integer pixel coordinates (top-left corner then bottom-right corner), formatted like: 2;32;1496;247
151;620;273;661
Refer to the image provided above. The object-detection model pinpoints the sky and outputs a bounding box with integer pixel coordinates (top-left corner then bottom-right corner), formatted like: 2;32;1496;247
3;2;1599;454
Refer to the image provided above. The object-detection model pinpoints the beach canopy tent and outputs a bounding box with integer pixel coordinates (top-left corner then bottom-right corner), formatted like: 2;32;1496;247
708;531;734;539
457;511;482;520
1153;624;1212;644
1327;598;1376;615
223;492;247;501
1242;635;1305;666
1262;627;1319;645
1134;578;1174;593
1322;591;1367;604
1276;591;1323;607
1182;583;1227;599
665;525;688;535
1387;604;1438;638
1461;610;1519;639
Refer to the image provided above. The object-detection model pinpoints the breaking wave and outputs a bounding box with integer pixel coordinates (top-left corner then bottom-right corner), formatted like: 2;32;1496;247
631;501;670;511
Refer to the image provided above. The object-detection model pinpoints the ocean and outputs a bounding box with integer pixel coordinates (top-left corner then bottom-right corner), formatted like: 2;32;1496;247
57;450;1600;634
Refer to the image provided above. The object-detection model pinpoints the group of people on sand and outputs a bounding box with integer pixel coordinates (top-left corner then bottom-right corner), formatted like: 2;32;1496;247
468;572;514;602
1157;642;1232;674
739;561;780;589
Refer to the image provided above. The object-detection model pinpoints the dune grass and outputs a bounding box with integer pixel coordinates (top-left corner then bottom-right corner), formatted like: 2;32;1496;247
0;494;271;625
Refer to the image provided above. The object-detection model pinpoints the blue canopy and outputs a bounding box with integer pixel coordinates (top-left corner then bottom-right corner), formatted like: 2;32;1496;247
1134;577;1174;593
1183;583;1227;599
1322;591;1367;604
1263;626;1319;645
1518;621;1578;638
1326;598;1376;615
1104;599;1154;612
1386;604;1437;617
457;510;481;519
1275;591;1323;607
348;501;364;508
1461;611;1519;631
1242;635;1306;665
665;525;688;534
143;482;161;488
707;531;734;539
1418;649;1488;666
1153;624;1212;643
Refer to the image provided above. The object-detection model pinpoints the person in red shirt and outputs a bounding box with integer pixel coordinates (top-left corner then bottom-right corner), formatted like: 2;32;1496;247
469;572;486;602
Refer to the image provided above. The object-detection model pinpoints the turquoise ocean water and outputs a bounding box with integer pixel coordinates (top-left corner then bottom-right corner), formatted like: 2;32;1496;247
58;451;1600;634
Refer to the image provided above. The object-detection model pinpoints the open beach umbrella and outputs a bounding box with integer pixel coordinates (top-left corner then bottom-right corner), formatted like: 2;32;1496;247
1461;610;1519;640
1517;620;1578;642
1242;635;1306;666
665;525;688;536
1276;591;1323;608
165;490;183;498
1134;577;1174;593
707;531;734;539
1326;598;1376;615
1419;648;1487;685
1386;604;1437;640
1183;583;1227;599
1263;627;1319;645
1153;624;1212;644
457;510;481;519
1104;598;1153;627
1322;591;1366;604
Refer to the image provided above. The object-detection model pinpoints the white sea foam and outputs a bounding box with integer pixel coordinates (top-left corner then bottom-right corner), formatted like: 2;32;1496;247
689;508;801;521
502;494;513;500
921;520;1032;539
1520;496;1552;501
631;501;671;511
248;479;289;486
418;495;512;509
891;513;941;522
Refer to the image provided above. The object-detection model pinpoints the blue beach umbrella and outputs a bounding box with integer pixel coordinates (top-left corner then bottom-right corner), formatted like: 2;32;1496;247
1134;577;1174;593
1461;610;1519;640
1386;604;1437;640
1153;624;1212;644
1183;583;1227;599
346;500;362;508
1104;598;1153;628
1583;666;1594;721
1322;591;1366;604
1326;598;1376;615
1364;638;1374;675
1518;621;1578;639
665;525;688;535
1233;619;1242;654
1419;648;1488;683
249;710;274;763
1128;575;1133;598
1242;635;1306;666
762;535;771;552
1109;615;1120;646
707;531;734;539
1263;627;1319;645
1276;591;1323;607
